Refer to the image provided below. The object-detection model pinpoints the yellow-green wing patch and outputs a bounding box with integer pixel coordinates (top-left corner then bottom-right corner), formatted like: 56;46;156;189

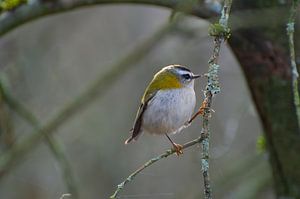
142;70;182;103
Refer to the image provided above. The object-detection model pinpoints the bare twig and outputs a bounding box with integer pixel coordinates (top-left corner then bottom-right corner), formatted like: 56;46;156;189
286;0;300;128
0;81;79;199
0;17;178;180
199;0;232;198
110;135;206;199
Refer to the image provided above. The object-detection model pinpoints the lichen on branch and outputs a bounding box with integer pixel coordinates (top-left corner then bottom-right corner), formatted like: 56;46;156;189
199;1;232;199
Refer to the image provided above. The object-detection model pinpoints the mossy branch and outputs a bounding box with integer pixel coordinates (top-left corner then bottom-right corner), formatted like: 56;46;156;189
199;0;232;198
0;81;79;199
286;0;300;128
0;17;177;180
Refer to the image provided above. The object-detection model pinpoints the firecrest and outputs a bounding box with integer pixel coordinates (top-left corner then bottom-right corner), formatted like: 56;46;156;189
125;65;200;155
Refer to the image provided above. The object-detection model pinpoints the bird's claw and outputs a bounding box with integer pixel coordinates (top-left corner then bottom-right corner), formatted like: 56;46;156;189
173;143;183;156
188;98;210;124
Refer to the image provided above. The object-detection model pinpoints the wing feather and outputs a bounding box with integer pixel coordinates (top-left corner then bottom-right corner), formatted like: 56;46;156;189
125;93;155;144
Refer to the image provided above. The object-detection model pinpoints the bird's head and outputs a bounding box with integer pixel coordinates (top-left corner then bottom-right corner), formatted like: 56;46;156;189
153;65;200;89
141;65;200;102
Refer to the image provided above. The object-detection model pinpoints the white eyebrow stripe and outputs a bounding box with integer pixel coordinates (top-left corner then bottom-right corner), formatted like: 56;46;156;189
176;69;192;76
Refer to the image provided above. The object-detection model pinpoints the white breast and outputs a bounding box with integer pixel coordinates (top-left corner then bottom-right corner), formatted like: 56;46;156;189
142;87;196;135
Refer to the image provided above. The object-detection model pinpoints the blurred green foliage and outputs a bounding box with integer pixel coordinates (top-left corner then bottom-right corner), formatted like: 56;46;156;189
256;135;266;154
0;0;26;11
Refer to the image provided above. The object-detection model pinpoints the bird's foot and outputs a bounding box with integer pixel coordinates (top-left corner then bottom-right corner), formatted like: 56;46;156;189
188;98;209;124
172;143;183;156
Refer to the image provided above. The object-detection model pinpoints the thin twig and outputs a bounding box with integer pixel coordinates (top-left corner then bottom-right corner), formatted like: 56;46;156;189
200;0;232;198
110;135;206;199
0;82;79;199
0;17;178;180
286;0;300;128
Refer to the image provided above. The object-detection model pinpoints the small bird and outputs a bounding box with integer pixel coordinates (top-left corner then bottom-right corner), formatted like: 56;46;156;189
125;65;200;155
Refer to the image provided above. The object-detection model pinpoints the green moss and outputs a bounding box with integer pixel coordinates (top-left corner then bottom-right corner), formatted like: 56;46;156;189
208;23;231;39
0;0;27;11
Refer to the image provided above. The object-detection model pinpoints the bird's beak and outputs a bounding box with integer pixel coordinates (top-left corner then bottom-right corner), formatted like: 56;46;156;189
192;74;201;79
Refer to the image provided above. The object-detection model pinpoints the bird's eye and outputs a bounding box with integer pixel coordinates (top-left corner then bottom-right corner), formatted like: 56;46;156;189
182;74;191;80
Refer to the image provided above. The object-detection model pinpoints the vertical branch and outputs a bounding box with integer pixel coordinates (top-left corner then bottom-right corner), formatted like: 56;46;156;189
287;0;300;128
0;82;79;199
200;0;232;198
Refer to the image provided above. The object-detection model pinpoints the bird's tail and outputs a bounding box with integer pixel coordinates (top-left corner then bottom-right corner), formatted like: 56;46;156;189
124;128;142;144
124;128;135;144
124;137;134;144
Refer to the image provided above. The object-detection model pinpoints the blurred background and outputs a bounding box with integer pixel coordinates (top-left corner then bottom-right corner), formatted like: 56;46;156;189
0;5;274;199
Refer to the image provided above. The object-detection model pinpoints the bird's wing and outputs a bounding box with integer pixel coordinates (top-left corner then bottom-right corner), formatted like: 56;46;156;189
124;92;156;144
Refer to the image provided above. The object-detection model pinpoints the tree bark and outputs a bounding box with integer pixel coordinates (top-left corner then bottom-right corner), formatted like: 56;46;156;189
225;2;300;199
228;25;300;199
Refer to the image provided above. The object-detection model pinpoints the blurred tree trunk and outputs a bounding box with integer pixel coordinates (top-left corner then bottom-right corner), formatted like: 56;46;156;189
228;1;300;198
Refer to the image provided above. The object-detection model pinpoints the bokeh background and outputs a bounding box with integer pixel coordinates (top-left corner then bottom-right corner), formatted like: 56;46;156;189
0;5;274;199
